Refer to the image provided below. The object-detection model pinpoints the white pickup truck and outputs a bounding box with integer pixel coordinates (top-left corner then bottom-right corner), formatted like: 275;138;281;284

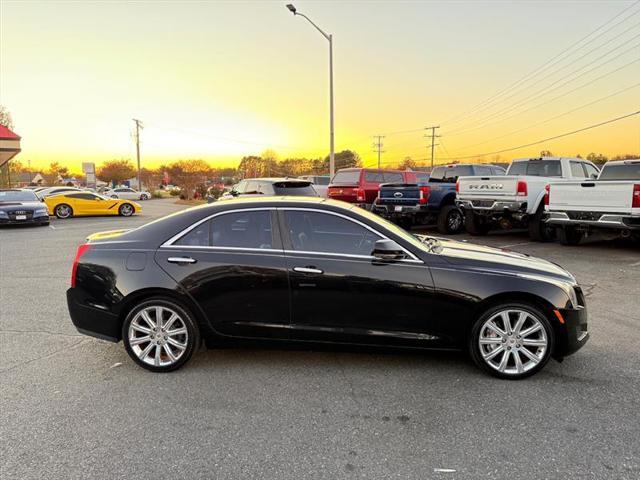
456;157;600;241
545;159;640;245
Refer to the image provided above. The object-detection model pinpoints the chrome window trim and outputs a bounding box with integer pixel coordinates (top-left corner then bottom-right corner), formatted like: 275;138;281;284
160;207;276;248
162;244;284;255
279;207;422;263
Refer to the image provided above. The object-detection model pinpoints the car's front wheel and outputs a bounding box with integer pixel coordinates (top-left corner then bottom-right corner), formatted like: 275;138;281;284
118;203;134;216
122;298;200;372
469;303;554;379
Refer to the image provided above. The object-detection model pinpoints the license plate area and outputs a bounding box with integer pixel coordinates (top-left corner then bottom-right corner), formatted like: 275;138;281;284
394;206;403;212
15;215;27;220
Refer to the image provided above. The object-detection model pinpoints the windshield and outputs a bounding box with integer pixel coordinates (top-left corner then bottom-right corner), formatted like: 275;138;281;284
352;206;437;255
508;160;562;177
0;190;39;202
598;163;640;180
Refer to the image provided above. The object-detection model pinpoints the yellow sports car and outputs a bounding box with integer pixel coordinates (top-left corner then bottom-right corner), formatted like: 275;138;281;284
45;191;141;219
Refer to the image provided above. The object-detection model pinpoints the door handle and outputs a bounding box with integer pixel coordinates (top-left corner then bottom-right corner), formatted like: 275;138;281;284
167;257;197;264
293;266;323;274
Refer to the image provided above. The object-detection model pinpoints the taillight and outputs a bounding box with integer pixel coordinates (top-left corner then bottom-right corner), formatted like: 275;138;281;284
633;184;640;208
356;188;366;202
71;243;91;287
419;186;431;205
455;180;460;193
516;180;528;197
544;184;550;206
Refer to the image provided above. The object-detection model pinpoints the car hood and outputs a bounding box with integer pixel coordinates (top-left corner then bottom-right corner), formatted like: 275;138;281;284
433;237;576;284
0;201;45;210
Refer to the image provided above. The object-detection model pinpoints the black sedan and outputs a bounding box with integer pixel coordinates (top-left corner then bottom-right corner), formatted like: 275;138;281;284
0;189;50;226
67;197;588;379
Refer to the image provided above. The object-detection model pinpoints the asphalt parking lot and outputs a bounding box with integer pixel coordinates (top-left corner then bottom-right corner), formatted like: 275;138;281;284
1;198;639;479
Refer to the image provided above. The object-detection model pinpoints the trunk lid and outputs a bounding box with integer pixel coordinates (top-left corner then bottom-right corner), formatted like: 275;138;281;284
378;183;421;206
457;176;519;197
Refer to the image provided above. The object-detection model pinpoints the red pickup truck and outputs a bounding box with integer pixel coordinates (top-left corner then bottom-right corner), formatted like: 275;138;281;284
327;168;421;209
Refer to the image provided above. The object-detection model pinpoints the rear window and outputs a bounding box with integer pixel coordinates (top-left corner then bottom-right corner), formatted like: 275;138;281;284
331;171;360;184
273;181;317;196
429;165;473;182
383;172;403;183
508;160;562;177
414;172;430;182
598;163;640;180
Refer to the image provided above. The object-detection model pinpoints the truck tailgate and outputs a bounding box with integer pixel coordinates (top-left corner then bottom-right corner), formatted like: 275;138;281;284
378;184;420;206
548;181;635;212
457;176;519;197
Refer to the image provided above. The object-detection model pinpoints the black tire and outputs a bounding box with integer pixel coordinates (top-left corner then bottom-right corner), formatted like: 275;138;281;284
464;211;490;236
54;204;73;219
469;302;555;380
557;226;583;246
122;298;200;373
118;203;134;217
528;207;555;242
437;205;464;234
140;194;149;201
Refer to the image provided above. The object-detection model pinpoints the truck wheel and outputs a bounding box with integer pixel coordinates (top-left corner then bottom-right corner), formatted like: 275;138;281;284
464;211;490;236
528;210;555;242
557;226;582;246
437;205;464;234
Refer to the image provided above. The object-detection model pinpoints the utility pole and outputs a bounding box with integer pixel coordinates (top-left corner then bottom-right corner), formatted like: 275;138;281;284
373;135;385;169
132;119;143;190
424;126;440;169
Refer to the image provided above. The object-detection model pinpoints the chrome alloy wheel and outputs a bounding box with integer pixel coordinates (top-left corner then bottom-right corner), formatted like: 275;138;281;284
128;306;188;367
55;204;72;218
120;204;134;216
478;309;548;375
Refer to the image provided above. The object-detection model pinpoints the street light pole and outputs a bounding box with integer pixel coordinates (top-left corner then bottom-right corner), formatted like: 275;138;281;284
286;4;335;178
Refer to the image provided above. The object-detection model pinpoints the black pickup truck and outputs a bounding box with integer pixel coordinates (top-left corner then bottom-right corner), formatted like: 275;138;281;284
372;164;506;233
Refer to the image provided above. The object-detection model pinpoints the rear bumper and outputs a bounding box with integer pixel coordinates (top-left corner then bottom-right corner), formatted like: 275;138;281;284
372;203;427;217
456;198;527;213
67;288;121;342
545;211;640;230
555;306;589;358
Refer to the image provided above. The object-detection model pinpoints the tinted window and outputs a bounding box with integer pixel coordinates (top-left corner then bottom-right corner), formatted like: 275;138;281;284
314;176;330;185
415;172;430;182
584;163;600;179
364;171;385;183
273;182;317;196
508;160;562;177
570;161;587;178
474;166;492;176
212;210;273;249
0;190;39;202
68;193;96;200
598;163;640;180
285;210;381;256
175;221;210;246
383;172;404;183
491;167;506;175
331;170;360;184
430;166;472;182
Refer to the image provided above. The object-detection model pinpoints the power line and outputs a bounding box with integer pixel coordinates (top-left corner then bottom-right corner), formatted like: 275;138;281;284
438;110;640;161
424;126;440;169
448;82;640;154
445;30;640;133
372;135;385;168
441;1;640;125
446;57;640;137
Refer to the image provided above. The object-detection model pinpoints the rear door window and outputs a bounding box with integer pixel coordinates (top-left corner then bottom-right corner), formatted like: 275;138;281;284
284;210;381;256
331;171;360;184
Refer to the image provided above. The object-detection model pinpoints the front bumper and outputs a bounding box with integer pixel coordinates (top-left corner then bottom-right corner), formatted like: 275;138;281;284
456;198;527;213
555;306;589;358
546;211;640;230
0;213;50;225
67;288;121;342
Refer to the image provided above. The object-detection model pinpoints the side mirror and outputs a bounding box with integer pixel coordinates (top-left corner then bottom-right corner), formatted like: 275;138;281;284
371;239;407;261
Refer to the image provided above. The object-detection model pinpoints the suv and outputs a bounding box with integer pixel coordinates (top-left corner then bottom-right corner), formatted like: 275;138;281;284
299;175;330;197
216;178;318;202
456;157;599;240
373;164;505;232
327;168;416;209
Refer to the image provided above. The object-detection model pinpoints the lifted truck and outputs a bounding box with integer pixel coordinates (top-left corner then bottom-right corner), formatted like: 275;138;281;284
456;157;600;241
372;164;505;233
545;159;640;245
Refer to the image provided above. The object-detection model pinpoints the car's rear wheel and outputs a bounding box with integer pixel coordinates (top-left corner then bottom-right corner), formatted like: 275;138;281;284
122;298;200;372
469;303;554;379
557;226;583;246
464;211;490;236
119;203;134;216
54;204;73;219
139;194;149;200
528;208;555;242
437;205;464;234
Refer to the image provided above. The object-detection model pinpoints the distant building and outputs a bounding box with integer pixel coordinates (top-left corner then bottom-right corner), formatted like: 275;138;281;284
16;172;45;187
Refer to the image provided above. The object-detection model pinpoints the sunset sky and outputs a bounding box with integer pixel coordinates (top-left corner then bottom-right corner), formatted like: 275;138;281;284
1;0;639;171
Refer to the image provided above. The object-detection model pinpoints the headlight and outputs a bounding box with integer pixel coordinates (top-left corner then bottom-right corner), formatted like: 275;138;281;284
34;208;49;216
0;211;8;219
